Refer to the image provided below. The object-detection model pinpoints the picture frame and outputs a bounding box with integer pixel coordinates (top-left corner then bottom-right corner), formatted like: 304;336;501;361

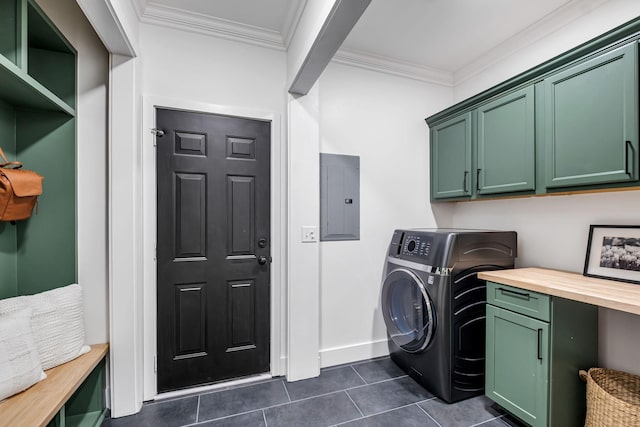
584;225;640;284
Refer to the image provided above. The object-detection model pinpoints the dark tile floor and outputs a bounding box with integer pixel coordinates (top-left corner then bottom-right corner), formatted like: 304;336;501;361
103;357;523;427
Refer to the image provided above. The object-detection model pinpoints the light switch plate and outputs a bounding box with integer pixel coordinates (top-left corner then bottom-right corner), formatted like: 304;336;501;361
302;226;317;243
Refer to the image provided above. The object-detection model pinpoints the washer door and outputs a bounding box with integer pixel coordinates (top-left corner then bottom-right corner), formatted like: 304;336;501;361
381;268;435;353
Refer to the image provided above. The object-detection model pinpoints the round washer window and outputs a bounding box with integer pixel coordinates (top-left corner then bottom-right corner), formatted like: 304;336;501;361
381;268;435;353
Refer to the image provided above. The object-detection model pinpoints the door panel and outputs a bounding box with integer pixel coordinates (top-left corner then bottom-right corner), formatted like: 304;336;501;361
156;108;271;392
227;176;255;256
174;283;206;358
477;85;535;194
486;305;549;427
227;280;256;351
175;173;206;259
431;112;472;199
544;42;638;188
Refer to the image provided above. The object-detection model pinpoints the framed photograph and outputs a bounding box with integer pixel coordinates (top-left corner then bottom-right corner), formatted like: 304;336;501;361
584;225;640;284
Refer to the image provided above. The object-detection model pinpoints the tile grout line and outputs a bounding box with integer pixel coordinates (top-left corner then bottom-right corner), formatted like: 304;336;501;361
145;377;282;407
349;364;368;385
280;378;292;402
416;401;443;427
333;401;432;426
344;390;365;418
195;394;200;423
469;413;508;427
344;374;410;392
193;389;350;424
263;374;411;408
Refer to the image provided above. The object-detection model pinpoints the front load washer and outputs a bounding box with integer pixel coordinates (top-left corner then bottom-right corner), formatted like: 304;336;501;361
381;229;517;403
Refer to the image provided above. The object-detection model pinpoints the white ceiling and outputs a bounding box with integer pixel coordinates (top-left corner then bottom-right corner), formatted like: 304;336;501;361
138;0;610;85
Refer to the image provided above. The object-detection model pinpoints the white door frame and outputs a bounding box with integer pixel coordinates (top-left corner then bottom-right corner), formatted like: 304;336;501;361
141;95;286;399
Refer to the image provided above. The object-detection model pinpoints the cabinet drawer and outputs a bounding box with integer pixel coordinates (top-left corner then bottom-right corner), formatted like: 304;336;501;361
487;282;550;321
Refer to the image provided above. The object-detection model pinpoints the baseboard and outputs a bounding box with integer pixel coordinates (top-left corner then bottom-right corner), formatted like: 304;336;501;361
319;338;389;368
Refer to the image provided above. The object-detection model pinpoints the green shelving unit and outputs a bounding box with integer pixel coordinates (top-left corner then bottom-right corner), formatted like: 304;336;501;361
0;0;76;296
0;1;105;425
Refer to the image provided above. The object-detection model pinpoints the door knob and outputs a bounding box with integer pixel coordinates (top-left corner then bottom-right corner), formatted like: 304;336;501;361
258;256;268;265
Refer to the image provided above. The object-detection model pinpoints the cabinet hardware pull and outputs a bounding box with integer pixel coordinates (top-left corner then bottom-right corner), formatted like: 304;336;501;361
498;287;530;300
476;169;481;191
537;329;543;361
463;171;469;193
625;140;633;175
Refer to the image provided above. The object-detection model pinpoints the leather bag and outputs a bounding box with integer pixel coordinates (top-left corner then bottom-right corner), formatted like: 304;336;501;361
0;147;44;222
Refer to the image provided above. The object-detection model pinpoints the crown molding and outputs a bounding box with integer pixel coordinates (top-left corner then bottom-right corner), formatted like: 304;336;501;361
332;48;454;87
132;0;147;19
140;2;287;50
281;0;307;49
135;0;611;89
453;0;610;85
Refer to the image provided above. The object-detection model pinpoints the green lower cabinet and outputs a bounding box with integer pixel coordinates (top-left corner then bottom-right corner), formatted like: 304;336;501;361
486;283;598;427
486;305;549;427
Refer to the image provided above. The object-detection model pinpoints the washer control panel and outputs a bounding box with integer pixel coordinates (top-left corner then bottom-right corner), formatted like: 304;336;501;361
402;234;432;258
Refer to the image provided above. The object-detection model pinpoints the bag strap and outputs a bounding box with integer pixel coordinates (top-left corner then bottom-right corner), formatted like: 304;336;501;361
0;147;23;169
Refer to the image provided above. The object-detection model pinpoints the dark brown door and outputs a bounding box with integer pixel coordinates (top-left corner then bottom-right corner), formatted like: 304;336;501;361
156;108;271;393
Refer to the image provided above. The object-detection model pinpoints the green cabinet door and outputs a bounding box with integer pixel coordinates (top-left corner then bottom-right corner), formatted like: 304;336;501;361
486;304;549;427
430;112;472;199
477;86;535;194
544;42;639;188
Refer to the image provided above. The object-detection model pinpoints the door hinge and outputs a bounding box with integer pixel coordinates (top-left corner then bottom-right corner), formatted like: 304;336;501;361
154;355;157;373
151;128;165;146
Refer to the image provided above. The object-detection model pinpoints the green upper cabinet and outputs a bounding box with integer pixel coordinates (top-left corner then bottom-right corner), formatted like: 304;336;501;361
429;86;535;201
477;86;536;195
427;18;640;201
544;42;639;188
431;112;472;199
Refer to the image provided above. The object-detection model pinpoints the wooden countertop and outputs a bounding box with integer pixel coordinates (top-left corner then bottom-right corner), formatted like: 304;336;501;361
478;268;640;316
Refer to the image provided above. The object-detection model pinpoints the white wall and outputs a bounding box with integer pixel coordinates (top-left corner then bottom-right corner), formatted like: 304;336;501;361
139;24;286;109
36;0;109;344
446;0;640;375
317;63;452;365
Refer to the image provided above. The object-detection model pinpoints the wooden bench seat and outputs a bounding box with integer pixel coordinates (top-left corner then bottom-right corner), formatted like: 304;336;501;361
0;343;109;427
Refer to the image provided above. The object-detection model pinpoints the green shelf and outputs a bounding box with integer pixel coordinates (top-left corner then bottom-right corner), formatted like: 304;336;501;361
0;53;75;116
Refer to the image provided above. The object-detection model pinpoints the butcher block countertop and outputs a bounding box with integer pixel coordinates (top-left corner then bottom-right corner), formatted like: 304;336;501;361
478;267;640;316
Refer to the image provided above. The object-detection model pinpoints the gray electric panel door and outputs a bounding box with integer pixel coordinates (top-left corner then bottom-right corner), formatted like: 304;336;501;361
320;153;360;241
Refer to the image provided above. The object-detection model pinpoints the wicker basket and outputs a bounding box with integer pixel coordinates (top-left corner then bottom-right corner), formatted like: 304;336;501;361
579;368;640;427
